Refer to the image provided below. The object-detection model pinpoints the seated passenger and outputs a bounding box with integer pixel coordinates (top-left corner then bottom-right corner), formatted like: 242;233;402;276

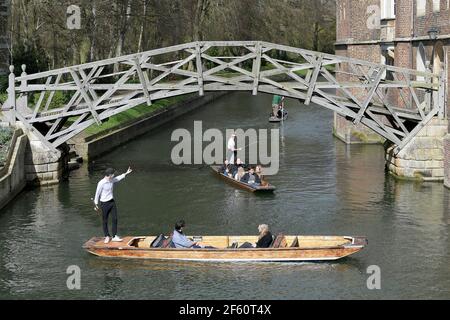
235;167;246;181
239;224;273;248
277;107;283;119
172;220;215;249
240;167;261;185
220;160;230;176
256;224;273;248
236;158;249;171
172;220;201;249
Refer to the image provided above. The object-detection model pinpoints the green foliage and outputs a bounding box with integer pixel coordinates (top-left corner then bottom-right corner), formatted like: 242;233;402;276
0;75;7;93
0;127;14;166
12;43;49;76
0;93;7;104
28;91;70;110
84;94;194;137
0;127;13;145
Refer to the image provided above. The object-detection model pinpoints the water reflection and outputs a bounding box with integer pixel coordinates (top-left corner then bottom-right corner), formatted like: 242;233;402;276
0;92;449;299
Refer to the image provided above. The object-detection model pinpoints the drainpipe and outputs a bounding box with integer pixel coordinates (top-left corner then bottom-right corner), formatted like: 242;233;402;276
410;0;415;67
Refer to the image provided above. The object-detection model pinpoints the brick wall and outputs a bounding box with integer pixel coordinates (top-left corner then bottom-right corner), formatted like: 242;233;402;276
350;0;381;42
395;0;413;38
337;0;351;41
414;0;450;37
0;0;9;75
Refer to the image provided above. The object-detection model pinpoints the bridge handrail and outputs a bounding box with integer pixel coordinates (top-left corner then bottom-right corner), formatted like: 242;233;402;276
14;41;437;82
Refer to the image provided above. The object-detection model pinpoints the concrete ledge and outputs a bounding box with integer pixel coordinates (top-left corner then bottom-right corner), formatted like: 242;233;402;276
0;130;28;211
444;134;450;188
73;92;228;161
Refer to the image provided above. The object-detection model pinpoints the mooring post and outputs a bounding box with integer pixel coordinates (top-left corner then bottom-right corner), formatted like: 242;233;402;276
6;65;16;126
17;64;28;114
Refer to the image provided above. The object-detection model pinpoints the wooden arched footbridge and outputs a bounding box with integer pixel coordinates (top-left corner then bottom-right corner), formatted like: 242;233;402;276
1;41;446;154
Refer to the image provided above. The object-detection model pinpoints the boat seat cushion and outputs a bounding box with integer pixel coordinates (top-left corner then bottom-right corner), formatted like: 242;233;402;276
228;242;239;249
271;234;288;248
150;234;165;248
290;237;299;248
161;235;175;248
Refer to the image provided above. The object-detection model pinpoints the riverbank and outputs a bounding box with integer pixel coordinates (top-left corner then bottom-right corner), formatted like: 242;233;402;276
0;126;13;168
0;129;27;210
71;92;228;161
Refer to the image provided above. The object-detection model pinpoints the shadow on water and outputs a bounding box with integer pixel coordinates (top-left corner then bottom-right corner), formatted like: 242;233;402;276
84;255;366;274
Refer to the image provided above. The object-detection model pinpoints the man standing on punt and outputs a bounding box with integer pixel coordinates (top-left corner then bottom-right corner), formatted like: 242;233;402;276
94;167;133;244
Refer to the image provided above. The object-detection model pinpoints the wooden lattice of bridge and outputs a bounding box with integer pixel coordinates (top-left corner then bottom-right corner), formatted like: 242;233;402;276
0;41;446;155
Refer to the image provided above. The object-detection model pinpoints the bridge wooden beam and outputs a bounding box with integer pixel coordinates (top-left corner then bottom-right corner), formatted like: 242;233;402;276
32;76;52;120
69;69;102;125
43;73;62;112
133;57;152;106
353;66;385;125
252;42;262;95
305;54;324;105
195;42;205;96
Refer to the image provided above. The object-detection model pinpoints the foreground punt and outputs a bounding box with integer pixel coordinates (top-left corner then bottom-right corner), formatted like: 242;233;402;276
211;166;276;193
83;235;367;262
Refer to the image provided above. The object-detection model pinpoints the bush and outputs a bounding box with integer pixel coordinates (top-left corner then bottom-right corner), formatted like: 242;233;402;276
0;127;13;167
12;43;49;76
0;127;13;145
0;75;7;93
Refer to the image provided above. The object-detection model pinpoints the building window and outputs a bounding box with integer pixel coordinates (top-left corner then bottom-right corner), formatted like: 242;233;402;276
381;46;395;80
433;0;440;12
417;0;426;17
381;0;396;19
416;43;427;81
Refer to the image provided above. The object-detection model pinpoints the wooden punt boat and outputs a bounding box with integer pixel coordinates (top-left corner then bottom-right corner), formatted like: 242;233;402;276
211;166;276;193
269;111;288;123
83;235;367;262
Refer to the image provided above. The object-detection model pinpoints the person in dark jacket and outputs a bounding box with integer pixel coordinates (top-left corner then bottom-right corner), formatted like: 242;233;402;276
219;160;231;176
240;167;261;185
239;224;273;248
255;224;273;248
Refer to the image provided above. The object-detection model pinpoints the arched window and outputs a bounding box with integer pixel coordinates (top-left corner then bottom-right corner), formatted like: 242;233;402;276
416;43;427;81
433;41;444;75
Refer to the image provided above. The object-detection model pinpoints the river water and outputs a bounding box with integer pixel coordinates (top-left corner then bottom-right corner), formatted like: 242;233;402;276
0;92;449;299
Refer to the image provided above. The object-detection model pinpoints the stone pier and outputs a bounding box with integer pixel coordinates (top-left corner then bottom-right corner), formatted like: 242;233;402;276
386;118;448;181
16;123;69;186
444;134;450;188
333;114;385;144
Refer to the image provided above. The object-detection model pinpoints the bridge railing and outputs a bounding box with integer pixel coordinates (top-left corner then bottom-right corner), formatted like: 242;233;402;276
1;41;445;152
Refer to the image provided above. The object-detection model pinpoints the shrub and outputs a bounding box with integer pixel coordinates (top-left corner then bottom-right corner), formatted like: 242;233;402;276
0;127;14;167
0;75;7;93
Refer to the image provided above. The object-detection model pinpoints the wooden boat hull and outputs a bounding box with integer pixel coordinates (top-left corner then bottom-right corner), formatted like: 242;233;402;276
83;235;367;262
211;166;276;193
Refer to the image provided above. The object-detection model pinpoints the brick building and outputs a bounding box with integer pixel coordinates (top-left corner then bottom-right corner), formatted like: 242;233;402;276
335;0;449;143
0;0;9;75
336;0;450;186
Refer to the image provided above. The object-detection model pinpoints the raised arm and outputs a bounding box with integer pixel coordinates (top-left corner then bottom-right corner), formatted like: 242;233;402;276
113;167;133;183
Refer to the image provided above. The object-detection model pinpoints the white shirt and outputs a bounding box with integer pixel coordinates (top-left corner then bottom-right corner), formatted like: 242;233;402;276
94;174;126;205
227;137;235;151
